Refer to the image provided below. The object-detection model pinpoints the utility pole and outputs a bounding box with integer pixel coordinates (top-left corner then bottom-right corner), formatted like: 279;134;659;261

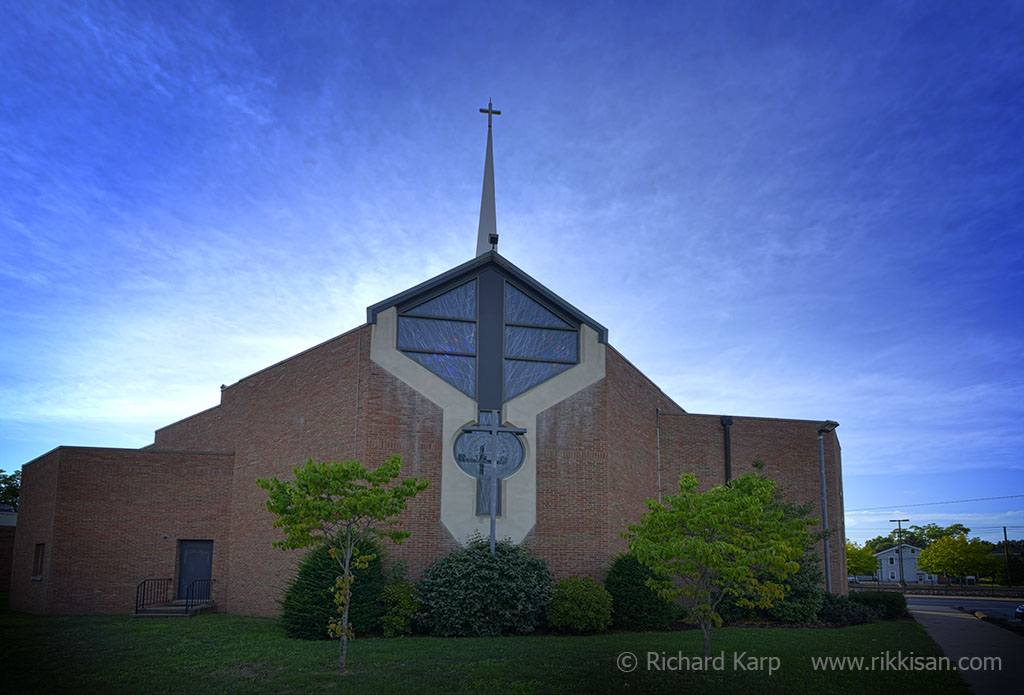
1004;527;1013;587
890;519;909;589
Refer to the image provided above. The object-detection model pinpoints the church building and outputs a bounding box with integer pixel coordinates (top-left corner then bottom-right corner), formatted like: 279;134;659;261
9;105;846;615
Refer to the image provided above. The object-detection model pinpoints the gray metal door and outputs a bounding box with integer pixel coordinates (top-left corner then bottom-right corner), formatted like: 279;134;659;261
177;540;212;600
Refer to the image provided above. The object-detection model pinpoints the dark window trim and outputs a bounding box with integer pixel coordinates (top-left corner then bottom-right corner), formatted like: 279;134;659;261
402;313;476;323
367;252;608;343
399;347;477;358
503;280;579;330
503;355;576;365
396;280;481;398
501;279;580;402
505;321;577;332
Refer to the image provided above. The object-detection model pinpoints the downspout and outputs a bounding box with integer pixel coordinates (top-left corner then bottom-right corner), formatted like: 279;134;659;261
720;416;733;483
817;421;839;593
656;408;662;503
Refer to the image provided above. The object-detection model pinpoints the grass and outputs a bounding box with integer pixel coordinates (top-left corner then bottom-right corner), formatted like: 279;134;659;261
0;599;969;694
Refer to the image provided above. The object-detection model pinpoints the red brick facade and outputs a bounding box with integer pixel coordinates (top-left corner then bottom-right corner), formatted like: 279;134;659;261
9;447;232;614
10;307;845;615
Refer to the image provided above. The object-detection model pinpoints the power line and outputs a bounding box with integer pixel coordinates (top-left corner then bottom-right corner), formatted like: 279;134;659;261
845;494;1024;512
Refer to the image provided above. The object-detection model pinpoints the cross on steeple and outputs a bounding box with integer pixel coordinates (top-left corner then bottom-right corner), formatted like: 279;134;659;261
479;99;501;128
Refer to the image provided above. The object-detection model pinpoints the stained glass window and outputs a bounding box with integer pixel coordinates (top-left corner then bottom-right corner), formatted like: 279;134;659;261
505;284;572;328
504;359;573;399
398;281;477;396
505;326;578;362
398;317;477;354
405;280;476;319
404;353;476;397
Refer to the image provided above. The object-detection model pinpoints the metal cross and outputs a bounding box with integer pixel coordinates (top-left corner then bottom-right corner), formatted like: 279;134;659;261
461;409;525;554
479;100;501;129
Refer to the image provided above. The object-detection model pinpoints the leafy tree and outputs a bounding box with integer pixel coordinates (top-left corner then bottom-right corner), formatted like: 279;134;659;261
908;523;970;547
625;471;813;659
863;523;970;554
846;540;879;577
0;469;20;511
917;535;991;586
863;535;895;554
256;456;428;670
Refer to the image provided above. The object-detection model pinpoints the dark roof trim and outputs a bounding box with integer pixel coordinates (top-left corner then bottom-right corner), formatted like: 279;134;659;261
366;251;609;343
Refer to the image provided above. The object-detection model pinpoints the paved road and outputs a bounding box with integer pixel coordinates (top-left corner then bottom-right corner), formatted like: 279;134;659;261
905;595;1021;622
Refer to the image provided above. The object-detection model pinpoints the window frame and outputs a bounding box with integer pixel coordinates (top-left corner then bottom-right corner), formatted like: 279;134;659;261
502;279;579;401
396;279;480;397
32;542;45;578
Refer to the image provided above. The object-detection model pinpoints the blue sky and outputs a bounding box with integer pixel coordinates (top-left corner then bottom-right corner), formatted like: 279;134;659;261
2;0;1021;544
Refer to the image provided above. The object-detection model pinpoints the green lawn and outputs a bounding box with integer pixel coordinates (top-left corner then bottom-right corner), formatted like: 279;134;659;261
0;601;969;694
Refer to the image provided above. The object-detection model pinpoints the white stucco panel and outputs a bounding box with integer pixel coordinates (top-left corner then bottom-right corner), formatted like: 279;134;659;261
371;307;605;545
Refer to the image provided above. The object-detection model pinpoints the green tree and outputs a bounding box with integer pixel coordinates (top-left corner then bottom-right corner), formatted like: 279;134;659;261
864;523;970;554
917;535;991;586
863;535;895;553
908;523;970;547
846;540;879;578
256;456;428;670
625;472;813;659
0;469;20;511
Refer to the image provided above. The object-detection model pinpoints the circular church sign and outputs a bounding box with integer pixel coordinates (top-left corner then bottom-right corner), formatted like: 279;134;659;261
454;429;524;480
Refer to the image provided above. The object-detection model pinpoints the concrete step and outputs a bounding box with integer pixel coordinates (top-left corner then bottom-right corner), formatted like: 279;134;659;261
132;601;216;618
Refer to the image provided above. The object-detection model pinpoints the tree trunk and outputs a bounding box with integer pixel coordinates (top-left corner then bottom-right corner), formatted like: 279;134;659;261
339;595;350;670
337;529;354;671
700;621;711;660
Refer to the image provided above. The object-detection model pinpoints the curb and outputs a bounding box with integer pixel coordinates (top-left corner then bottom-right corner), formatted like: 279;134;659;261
962;608;1024;637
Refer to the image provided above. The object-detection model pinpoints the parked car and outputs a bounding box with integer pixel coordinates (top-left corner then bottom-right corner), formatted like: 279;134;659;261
1015;604;1024;621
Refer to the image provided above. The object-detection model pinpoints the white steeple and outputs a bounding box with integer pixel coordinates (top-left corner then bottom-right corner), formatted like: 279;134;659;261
476;100;501;257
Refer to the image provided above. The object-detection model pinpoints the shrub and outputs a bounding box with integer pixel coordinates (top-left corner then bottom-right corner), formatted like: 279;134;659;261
417;536;552;637
381;581;420;637
765;550;825;623
280;539;385;639
850;591;907;619
817;593;879;626
604;554;674;629
546;577;613;633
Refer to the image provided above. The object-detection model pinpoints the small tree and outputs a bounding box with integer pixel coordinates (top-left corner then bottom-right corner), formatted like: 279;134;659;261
626;472;813;659
846;540;879;578
256;456;428;670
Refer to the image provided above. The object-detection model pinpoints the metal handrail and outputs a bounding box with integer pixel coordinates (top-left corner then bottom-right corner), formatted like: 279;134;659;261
135;577;173;613
184;578;214;613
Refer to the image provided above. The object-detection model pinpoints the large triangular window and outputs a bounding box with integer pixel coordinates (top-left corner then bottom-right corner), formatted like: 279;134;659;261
396;280;477;397
503;284;577;399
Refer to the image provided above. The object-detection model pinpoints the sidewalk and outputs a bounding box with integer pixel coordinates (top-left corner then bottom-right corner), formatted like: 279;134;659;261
909;602;1022;695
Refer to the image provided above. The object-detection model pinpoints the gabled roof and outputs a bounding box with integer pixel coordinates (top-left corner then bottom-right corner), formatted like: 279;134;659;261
873;544;924;556
366;251;609;343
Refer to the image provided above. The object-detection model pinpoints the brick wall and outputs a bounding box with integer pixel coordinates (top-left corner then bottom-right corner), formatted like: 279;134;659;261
0;525;15;592
153;403;233;452
10;447;233;614
659;413;847;594
9;448;60;614
11;321;847;615
217;324;456;616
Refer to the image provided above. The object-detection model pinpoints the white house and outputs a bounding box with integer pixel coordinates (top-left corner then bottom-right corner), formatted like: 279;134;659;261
874;544;937;584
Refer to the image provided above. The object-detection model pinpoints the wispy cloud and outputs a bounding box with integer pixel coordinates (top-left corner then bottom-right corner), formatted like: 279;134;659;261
1;2;1022;535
